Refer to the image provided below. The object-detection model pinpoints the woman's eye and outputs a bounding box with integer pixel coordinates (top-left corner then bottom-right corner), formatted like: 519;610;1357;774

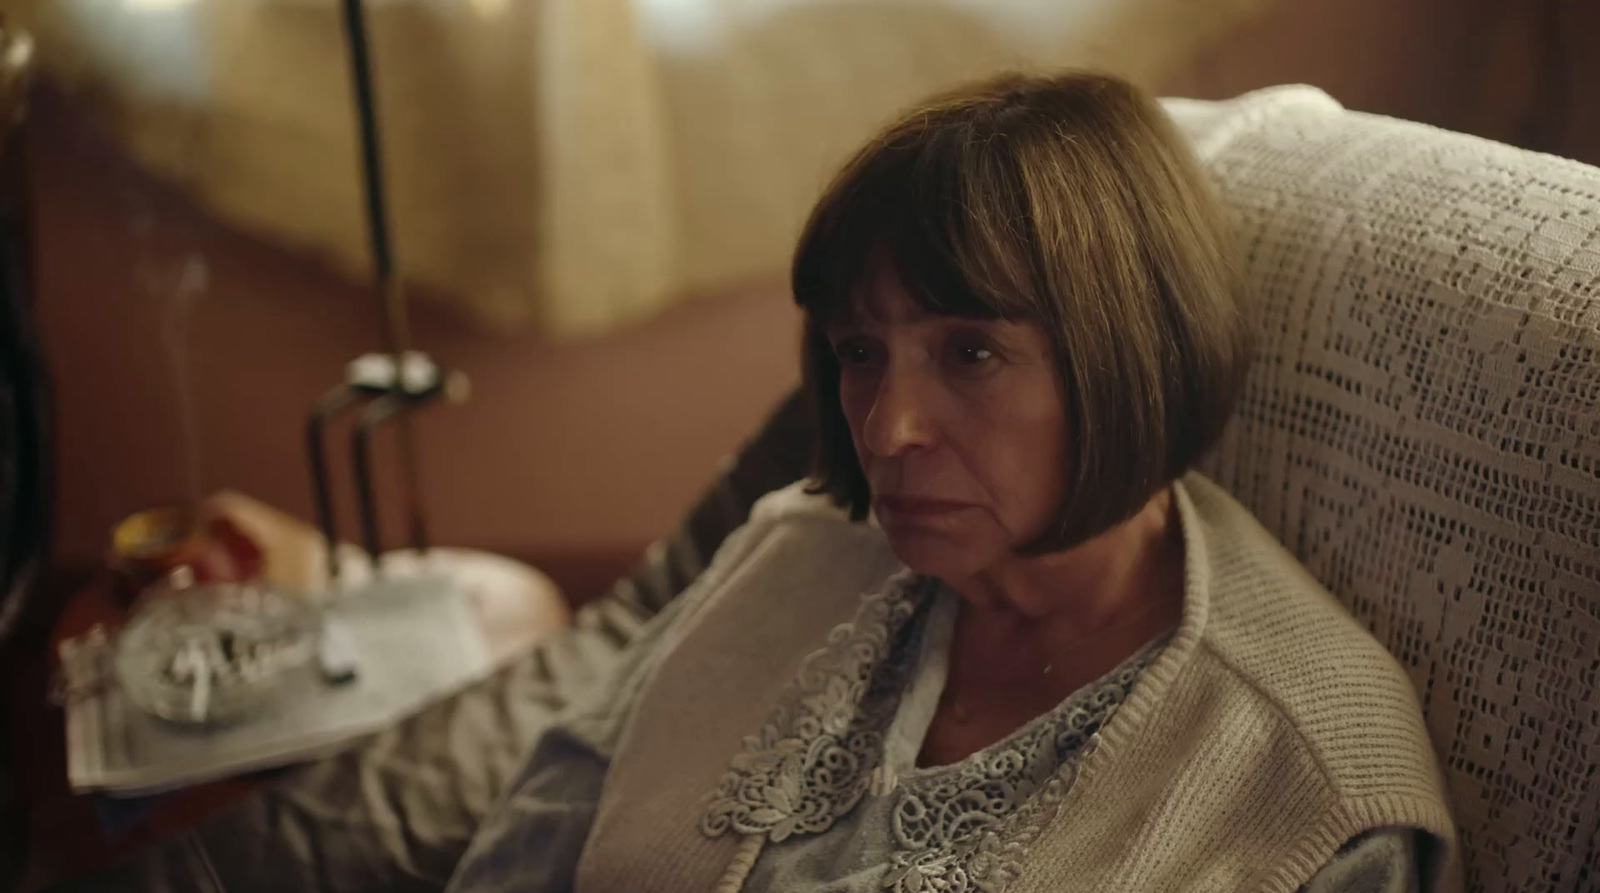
832;340;878;366
947;336;998;367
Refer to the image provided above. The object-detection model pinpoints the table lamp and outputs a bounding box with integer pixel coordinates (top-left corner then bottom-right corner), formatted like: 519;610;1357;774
306;0;467;581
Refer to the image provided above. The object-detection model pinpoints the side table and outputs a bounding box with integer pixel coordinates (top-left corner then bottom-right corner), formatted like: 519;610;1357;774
5;493;570;891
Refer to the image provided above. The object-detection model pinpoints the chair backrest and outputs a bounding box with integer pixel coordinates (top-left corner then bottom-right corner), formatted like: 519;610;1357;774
1166;87;1600;893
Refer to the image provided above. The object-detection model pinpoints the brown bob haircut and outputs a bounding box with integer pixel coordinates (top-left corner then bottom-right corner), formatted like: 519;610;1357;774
793;70;1251;552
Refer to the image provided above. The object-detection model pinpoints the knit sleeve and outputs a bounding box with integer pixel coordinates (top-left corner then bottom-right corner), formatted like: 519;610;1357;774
442;501;792;893
442;591;693;893
1299;828;1425;893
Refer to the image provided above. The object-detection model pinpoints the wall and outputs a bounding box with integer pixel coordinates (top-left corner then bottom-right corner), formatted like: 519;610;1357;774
31;92;801;594
1166;0;1599;167
29;0;1598;599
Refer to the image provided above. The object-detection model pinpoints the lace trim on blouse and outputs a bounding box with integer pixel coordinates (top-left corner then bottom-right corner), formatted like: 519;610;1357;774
701;572;1167;892
701;571;935;842
882;636;1164;892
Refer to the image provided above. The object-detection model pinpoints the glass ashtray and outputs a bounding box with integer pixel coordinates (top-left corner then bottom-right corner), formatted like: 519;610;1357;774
114;580;321;726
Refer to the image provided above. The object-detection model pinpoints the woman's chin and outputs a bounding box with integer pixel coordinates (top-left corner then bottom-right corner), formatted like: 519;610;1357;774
884;526;983;580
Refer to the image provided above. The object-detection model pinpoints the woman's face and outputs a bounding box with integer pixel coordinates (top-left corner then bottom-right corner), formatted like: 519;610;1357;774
827;266;1070;582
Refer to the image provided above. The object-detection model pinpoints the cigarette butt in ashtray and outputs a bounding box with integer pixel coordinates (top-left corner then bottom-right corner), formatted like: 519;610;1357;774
172;638;212;723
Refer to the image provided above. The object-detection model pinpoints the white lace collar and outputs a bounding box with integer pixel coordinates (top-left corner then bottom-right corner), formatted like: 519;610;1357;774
700;569;1168;893
879;616;1167;892
701;570;933;842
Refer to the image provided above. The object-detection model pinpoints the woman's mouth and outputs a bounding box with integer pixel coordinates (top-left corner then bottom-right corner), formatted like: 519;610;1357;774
875;495;975;524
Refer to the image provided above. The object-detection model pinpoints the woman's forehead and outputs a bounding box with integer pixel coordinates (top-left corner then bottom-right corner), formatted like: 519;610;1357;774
845;268;928;324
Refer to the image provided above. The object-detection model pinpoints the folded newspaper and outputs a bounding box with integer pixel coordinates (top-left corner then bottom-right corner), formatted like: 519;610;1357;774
59;572;493;796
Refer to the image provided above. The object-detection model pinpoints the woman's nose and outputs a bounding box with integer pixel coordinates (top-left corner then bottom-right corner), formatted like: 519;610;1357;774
862;366;938;457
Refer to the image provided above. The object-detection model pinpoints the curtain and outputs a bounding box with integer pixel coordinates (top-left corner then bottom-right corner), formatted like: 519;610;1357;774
21;0;1282;337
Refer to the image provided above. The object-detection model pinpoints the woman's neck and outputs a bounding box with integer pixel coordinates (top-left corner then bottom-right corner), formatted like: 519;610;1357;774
951;486;1184;631
917;488;1185;768
934;486;1185;719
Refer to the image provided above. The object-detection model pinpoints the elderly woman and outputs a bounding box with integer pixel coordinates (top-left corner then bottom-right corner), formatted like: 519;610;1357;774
447;72;1458;893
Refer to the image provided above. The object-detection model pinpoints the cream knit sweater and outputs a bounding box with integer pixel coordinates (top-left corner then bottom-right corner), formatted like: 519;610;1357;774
573;473;1460;892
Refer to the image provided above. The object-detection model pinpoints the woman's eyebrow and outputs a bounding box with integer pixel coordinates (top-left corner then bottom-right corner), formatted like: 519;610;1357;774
825;303;884;332
823;319;863;338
